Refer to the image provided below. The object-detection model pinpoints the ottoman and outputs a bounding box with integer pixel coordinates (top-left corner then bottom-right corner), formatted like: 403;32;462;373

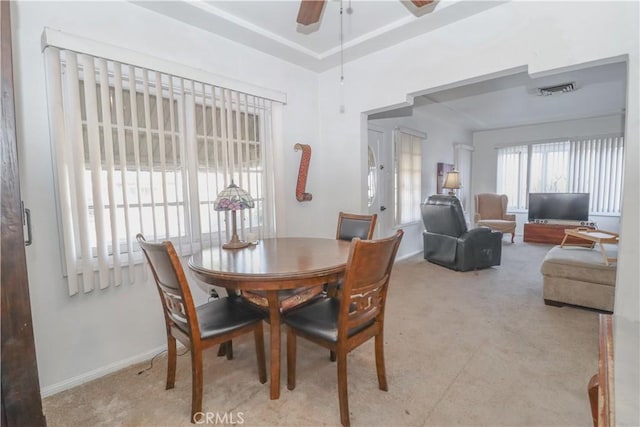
540;245;617;312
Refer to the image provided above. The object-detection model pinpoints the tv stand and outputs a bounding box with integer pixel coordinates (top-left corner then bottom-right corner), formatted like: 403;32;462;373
523;222;596;245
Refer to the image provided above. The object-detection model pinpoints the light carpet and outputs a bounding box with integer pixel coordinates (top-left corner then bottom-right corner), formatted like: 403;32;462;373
42;241;599;426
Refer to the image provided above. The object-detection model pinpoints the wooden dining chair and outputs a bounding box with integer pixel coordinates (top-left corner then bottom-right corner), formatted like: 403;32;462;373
241;212;378;313
336;211;378;242
326;211;378;297
283;230;403;427
136;234;267;423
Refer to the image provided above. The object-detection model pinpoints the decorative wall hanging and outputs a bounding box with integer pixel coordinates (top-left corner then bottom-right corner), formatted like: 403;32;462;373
294;143;312;202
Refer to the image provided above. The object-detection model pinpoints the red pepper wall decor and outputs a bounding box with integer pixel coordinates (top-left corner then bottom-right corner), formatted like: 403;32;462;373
294;143;312;202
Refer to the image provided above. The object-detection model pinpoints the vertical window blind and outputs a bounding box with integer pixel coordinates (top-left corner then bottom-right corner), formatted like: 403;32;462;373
394;128;423;225
496;136;624;214
497;145;528;210
44;47;277;295
569;137;624;213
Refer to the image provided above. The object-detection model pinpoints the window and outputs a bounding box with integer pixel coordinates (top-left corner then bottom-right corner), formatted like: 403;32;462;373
394;128;423;225
367;146;377;208
45;48;278;295
496;136;624;213
497;145;528;210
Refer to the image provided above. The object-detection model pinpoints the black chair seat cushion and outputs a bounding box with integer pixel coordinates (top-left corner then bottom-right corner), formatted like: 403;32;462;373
283;298;373;343
175;297;265;340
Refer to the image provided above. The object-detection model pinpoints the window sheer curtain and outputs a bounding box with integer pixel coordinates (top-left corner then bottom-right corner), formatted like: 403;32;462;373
454;143;474;215
44;47;277;295
394;128;423;225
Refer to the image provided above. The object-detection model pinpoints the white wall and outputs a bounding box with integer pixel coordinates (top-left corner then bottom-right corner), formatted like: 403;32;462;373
315;2;638;422
472;114;625;234
12;0;319;394
12;1;639;421
368;108;472;258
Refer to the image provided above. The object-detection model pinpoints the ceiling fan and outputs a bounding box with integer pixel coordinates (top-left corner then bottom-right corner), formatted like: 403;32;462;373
297;0;434;26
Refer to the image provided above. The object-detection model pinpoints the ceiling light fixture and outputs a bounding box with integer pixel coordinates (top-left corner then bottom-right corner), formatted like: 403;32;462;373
536;82;576;96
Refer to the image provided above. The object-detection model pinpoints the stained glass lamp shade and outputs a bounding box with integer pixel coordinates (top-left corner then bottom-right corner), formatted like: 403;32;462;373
213;182;255;249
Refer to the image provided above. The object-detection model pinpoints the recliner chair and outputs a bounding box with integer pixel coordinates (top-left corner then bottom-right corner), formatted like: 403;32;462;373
421;195;502;271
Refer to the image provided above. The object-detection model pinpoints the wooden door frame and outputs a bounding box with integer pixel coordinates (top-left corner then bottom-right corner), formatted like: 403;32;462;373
1;1;47;425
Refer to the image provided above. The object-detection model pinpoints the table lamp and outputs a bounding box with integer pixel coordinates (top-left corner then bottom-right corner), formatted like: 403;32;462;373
213;181;254;249
443;170;462;196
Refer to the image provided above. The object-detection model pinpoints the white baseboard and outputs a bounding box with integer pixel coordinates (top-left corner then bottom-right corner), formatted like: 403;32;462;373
41;344;168;398
396;249;422;261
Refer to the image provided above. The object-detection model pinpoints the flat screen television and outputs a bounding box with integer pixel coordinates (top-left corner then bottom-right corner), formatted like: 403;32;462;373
528;193;590;222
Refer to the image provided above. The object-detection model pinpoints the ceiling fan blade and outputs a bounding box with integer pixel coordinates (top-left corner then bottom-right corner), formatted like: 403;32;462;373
410;0;434;7
297;0;326;26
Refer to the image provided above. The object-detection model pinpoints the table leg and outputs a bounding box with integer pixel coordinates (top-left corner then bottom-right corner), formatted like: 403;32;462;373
598;244;610;266
560;233;569;247
266;290;281;400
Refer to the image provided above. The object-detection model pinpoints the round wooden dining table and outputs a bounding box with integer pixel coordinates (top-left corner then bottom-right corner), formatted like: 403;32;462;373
188;237;352;400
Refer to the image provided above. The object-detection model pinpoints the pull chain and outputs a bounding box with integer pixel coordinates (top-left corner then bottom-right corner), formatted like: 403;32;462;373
340;0;344;85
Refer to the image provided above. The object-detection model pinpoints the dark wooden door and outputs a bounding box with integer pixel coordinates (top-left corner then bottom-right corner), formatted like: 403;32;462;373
1;1;47;425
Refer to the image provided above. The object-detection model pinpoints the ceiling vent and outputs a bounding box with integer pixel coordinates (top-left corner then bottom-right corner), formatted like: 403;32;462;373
536;82;576;96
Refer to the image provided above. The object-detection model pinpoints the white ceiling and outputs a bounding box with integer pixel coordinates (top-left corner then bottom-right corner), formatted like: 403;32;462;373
132;0;504;71
132;0;627;131
375;62;628;131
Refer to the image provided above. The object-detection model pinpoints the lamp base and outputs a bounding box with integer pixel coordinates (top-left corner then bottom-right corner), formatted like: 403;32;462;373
221;210;249;249
222;240;250;249
222;233;249;249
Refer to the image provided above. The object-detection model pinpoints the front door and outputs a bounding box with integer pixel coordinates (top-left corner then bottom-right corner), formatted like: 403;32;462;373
367;127;386;238
1;2;47;425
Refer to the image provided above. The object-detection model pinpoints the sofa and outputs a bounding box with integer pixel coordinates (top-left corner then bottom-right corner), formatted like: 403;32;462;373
421;195;502;272
541;245;617;312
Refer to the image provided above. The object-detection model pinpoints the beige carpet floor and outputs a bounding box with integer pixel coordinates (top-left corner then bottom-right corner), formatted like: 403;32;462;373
42;241;600;426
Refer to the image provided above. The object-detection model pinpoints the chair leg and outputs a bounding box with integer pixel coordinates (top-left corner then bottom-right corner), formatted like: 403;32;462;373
225;341;234;360
337;349;350;427
511;232;515;243
216;341;233;359
374;333;388;391
254;324;267;384
286;328;297;390
330;350;336;362
190;347;203;423
326;283;338;298
216;342;226;357
166;335;177;390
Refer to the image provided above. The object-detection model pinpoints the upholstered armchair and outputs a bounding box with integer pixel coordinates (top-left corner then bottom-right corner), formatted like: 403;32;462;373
474;193;516;243
421;195;502;272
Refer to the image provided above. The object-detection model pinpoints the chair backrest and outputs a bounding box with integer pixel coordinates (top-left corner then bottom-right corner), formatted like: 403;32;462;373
420;195;468;237
475;193;508;220
136;234;199;340
338;230;403;339
336;212;377;241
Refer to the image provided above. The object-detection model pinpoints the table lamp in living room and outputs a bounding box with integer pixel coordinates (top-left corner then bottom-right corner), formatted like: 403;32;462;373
213;181;254;249
443;170;462;197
